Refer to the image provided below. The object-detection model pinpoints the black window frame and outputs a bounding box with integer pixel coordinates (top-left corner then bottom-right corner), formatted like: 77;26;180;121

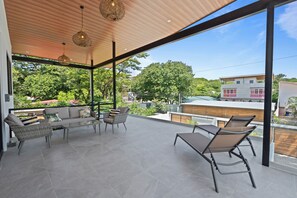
7;53;12;95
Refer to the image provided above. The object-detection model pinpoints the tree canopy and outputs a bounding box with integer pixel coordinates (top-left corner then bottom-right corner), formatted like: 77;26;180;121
190;78;221;98
12;53;148;107
132;61;194;103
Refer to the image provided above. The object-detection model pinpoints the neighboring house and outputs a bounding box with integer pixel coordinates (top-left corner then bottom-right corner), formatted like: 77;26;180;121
277;81;297;116
220;74;266;102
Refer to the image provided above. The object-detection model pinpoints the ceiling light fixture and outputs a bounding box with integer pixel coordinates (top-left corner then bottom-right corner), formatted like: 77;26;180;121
57;43;70;65
99;0;125;21
72;5;92;47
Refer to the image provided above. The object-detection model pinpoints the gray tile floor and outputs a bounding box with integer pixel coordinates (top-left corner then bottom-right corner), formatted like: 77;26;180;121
0;116;297;198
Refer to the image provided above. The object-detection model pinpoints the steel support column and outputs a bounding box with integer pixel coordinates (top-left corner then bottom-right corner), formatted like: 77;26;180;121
262;2;275;167
90;60;94;111
112;41;116;109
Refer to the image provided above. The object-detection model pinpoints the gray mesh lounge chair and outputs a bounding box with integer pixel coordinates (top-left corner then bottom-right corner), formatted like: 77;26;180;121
103;107;130;133
4;114;52;155
193;115;257;156
174;126;257;193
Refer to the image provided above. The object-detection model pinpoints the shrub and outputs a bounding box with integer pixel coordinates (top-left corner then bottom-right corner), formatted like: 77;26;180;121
129;102;156;116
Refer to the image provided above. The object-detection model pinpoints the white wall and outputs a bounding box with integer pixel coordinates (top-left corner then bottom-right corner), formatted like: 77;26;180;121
0;0;13;151
221;82;265;99
278;81;297;108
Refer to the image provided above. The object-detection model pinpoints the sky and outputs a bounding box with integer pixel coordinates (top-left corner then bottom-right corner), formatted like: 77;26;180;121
136;0;297;80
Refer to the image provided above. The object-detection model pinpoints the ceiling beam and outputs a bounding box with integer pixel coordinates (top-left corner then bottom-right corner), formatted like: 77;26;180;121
12;55;91;70
93;0;293;69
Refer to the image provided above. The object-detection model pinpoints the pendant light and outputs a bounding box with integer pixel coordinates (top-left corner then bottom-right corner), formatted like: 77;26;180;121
57;43;70;65
99;0;125;21
72;5;92;47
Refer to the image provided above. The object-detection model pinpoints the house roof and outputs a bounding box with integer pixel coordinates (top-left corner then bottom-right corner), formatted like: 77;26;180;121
4;0;234;67
220;74;266;81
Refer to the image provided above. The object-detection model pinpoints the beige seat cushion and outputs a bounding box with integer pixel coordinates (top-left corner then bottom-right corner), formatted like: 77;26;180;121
49;117;96;127
69;107;87;118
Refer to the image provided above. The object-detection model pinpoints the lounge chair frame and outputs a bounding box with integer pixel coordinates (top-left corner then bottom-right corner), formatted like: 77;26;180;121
193;115;257;156
174;126;257;193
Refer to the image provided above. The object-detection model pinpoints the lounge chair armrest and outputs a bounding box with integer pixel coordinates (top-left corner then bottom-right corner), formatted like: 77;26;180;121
11;123;52;141
103;112;110;119
113;113;128;124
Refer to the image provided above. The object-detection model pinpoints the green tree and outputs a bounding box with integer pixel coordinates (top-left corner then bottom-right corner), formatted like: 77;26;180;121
272;73;286;102
64;68;90;104
287;97;297;118
117;53;148;74
190;78;221;97
93;53;148;101
132;61;194;103
11;52;146;107
23;73;62;100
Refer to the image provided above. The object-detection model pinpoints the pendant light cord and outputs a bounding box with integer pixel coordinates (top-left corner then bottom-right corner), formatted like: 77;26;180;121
80;5;84;30
62;42;66;55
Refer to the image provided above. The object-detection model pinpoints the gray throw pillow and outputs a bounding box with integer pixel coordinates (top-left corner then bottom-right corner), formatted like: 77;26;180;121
44;113;62;122
5;114;24;126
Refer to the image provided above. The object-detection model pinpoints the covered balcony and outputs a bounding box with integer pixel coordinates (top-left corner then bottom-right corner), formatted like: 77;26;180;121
1;0;297;197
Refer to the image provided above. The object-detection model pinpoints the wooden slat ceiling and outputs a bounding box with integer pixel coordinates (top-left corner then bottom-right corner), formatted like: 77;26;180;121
5;0;234;67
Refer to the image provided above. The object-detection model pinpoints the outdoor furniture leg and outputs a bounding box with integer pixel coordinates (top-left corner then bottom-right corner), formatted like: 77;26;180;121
93;124;96;133
98;123;101;135
231;149;257;188
117;124;119;128
18;141;25;155
192;125;197;133
246;160;256;188
112;125;114;134
246;137;257;156
66;129;69;143
210;162;219;193
174;134;178;145
63;129;66;140
45;136;48;142
48;135;51;148
105;123;107;132
123;122;127;130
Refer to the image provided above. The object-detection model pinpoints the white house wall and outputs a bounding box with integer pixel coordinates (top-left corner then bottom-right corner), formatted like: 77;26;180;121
0;0;13;152
277;81;297;116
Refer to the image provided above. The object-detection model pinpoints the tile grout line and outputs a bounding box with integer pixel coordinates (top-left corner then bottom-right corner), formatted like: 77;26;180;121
40;148;58;198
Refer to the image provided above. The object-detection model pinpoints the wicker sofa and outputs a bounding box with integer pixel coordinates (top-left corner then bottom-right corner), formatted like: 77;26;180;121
44;106;96;128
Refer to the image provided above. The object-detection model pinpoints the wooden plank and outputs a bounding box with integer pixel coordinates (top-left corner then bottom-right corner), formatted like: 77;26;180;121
180;115;191;124
182;105;264;121
274;128;297;158
171;114;181;123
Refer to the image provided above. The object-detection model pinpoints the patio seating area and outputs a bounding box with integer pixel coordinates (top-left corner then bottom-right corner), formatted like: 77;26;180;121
0;116;296;198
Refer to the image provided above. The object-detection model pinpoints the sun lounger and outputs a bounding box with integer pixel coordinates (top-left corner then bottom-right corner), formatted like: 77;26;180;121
174;126;257;193
194;115;256;156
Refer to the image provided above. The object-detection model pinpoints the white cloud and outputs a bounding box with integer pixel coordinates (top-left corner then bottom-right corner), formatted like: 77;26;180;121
257;30;265;44
277;2;297;41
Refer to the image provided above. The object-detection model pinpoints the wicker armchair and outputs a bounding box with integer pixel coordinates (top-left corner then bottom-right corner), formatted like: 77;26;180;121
103;107;129;133
4;114;52;155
